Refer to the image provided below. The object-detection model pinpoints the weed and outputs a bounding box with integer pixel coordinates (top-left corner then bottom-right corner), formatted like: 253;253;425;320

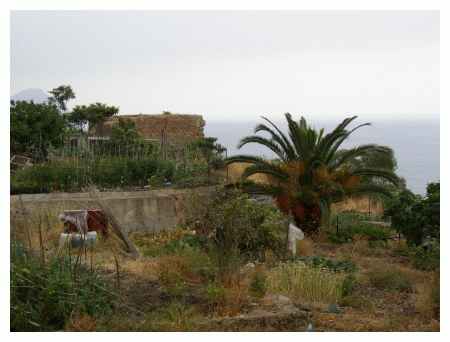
249;270;268;299
341;274;357;297
367;267;413;292
10;241;114;331
295;255;357;273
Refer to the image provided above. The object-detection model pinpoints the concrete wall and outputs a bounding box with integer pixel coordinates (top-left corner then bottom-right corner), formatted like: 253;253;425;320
11;187;214;233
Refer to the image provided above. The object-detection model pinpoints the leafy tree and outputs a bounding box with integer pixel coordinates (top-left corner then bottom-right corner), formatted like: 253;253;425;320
104;118;155;157
11;100;67;160
386;182;440;245
68;102;119;131
225;114;399;234
48;85;75;112
110;118;141;146
190;137;226;181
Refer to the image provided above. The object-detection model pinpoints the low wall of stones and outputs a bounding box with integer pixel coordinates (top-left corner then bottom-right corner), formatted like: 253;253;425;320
10;187;215;233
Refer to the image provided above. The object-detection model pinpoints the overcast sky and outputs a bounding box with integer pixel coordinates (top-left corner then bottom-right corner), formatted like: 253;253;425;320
10;10;439;122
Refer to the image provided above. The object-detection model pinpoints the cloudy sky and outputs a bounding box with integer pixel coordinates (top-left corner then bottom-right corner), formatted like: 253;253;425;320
10;10;439;121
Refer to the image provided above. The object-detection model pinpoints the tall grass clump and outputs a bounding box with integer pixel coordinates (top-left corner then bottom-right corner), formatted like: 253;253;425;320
10;241;114;331
267;261;346;304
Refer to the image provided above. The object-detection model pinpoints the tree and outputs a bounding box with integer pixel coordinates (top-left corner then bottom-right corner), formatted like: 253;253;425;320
48;85;75;112
105;118;155;157
190;137;226;182
68;102;119;131
11;100;67;160
386;182;440;245
225;113;399;234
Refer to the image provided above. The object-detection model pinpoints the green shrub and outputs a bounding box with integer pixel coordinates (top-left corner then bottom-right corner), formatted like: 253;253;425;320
200;188;287;262
367;268;412;292
295;256;357;273
10;242;114;331
410;239;440;271
385;183;439;246
328;223;391;244
341;274;357;297
205;282;227;308
249;270;268;299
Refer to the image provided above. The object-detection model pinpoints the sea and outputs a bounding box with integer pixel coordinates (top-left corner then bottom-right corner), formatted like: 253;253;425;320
205;115;440;195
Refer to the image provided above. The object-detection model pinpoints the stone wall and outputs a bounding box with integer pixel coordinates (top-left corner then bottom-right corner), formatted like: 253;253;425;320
11;187;215;233
90;113;205;145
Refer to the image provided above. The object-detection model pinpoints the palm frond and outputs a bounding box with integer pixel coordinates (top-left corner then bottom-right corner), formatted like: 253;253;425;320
331;144;391;170
224;154;271;166
324;123;372;164
347;183;394;198
238;135;287;161
352;168;399;185
258;117;297;159
241;162;289;181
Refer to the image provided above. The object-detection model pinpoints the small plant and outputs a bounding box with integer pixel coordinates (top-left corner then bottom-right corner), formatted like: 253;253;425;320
367;267;412;292
249;270;268;299
205;282;227;310
341;274;357;297
295;255;357;273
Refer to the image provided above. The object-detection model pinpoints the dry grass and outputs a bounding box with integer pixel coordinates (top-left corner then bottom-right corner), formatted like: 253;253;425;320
296;238;314;256
267;261;345;305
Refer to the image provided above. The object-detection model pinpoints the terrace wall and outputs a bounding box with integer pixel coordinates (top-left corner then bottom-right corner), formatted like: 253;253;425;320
11;187;215;233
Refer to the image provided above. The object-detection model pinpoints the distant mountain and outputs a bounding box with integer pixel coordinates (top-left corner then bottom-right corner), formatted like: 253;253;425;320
11;88;49;104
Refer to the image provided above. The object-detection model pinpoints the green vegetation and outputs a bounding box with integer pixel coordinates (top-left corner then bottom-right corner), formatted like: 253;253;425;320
68;102;119;131
294;255;357;273
10;104;440;331
249;269;268;298
11;100;67;160
225;114;399;235
11;242;114;331
11;157;176;193
386;182;440;246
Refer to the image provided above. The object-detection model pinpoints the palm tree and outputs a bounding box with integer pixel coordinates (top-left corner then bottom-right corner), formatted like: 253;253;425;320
225;113;399;235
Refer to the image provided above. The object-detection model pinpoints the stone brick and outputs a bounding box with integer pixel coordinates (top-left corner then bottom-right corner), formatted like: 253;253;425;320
90;113;205;146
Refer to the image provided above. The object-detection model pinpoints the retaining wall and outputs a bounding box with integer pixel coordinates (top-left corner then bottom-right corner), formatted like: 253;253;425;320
10;187;215;233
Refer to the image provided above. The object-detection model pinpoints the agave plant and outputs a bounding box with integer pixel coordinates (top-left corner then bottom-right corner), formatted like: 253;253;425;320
225;113;399;234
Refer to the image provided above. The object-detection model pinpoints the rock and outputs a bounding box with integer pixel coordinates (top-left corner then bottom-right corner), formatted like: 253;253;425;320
262;294;293;307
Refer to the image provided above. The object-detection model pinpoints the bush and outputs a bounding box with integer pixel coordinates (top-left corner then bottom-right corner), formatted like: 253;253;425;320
10;242;114;331
410;238;440;271
327;222;391;244
385;183;439;246
341;274;357;297
198;188;287;263
249;270;268;299
367;267;412;292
